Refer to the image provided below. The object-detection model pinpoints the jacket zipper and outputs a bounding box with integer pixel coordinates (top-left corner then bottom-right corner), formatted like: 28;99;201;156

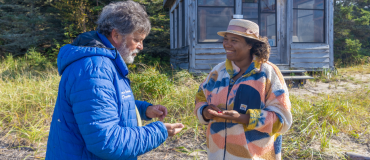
223;79;233;160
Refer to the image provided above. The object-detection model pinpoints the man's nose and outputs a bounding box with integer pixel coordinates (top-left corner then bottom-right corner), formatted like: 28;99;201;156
137;42;143;50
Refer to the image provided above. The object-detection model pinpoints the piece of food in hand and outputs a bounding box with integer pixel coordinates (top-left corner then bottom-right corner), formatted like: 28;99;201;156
217;110;222;113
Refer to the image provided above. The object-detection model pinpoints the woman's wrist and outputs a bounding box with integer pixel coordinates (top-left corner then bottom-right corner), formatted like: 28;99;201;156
236;113;250;124
201;106;210;121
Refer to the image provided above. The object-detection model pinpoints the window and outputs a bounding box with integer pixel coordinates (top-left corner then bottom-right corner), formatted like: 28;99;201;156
242;0;277;46
198;0;234;43
293;0;325;43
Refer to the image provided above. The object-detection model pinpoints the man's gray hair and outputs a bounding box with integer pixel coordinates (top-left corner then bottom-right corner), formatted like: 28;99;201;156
97;1;151;37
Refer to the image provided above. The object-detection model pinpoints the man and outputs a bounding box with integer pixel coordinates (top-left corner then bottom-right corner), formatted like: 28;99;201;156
46;1;184;159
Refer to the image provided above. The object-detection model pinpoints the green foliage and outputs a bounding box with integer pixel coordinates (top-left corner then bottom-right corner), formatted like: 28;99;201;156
1;48;53;76
0;0;63;56
354;8;370;25
129;66;173;100
138;1;170;65
0;0;170;67
334;0;370;66
52;0;105;43
25;48;53;70
51;0;170;65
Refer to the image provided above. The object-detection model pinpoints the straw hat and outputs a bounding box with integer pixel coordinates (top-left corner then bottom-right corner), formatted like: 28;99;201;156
217;19;264;43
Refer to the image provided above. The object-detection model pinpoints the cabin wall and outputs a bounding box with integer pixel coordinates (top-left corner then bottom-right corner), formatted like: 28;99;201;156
290;44;330;69
169;0;190;70
168;0;334;72
170;46;189;70
287;0;334;70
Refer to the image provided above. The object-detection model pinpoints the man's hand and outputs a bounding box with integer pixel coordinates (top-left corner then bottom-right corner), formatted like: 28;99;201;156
164;123;184;136
202;104;222;120
146;105;168;121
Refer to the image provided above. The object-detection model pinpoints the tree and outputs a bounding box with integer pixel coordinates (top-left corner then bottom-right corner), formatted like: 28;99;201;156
334;0;370;65
0;0;63;56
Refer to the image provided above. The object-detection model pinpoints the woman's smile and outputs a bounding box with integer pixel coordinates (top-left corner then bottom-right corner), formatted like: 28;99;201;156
225;50;235;55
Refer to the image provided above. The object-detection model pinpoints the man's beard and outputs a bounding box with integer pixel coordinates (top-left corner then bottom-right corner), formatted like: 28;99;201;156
117;42;139;64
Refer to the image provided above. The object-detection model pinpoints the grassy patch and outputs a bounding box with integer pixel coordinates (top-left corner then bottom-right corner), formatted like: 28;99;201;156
311;64;370;83
284;86;370;159
0;53;369;159
0;54;59;147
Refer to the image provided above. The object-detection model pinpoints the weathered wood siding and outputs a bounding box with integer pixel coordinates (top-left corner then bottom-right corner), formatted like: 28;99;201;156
188;0;196;72
194;44;225;73
290;44;330;69
170;46;189;69
269;47;280;64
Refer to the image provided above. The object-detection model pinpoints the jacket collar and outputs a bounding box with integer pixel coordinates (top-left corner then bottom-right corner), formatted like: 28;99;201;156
225;55;261;78
96;32;129;77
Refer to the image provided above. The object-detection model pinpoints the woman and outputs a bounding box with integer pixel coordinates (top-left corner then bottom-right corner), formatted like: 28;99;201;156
194;19;292;160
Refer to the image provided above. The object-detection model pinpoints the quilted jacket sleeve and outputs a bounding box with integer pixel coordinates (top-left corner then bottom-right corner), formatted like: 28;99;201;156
135;100;152;121
194;75;210;125
68;62;168;159
244;63;293;135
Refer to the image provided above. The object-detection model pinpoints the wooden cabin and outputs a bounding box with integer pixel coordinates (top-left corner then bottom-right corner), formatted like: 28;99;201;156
163;0;334;73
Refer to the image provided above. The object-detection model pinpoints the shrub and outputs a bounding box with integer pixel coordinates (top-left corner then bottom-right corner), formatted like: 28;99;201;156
129;66;173;100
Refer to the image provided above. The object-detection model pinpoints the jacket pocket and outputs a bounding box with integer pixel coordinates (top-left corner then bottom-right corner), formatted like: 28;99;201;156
233;84;261;114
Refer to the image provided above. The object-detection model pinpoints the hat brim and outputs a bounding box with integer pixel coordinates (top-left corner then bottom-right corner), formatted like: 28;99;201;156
217;31;265;43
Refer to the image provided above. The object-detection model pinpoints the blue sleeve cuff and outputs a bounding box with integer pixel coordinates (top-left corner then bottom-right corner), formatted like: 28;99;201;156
198;105;210;123
199;105;207;118
135;100;153;121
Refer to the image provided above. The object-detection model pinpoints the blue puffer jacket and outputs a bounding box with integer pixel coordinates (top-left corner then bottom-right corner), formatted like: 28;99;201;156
46;31;168;160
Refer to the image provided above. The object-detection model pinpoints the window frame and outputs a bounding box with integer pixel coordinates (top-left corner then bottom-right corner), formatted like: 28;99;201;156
196;0;236;43
292;0;326;43
241;0;278;47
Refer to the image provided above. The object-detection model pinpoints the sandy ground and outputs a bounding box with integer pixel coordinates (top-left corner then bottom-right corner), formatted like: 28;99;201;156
289;74;370;96
1;72;370;160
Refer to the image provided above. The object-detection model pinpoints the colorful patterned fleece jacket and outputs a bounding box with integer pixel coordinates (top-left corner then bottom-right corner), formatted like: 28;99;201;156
194;57;292;160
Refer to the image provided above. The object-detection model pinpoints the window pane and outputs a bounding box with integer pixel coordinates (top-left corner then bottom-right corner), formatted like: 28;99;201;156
261;0;276;12
293;0;324;9
260;13;276;46
198;0;234;6
198;7;234;43
242;2;258;19
248;19;259;24
293;10;324;42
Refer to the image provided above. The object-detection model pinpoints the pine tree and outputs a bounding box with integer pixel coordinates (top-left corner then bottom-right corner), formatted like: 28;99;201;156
334;0;370;65
0;0;63;56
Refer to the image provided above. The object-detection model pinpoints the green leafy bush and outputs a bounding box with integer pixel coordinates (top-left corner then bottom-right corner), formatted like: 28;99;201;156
129;66;173;100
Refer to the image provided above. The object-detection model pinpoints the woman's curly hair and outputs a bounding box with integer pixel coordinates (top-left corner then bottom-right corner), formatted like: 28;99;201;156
245;37;271;64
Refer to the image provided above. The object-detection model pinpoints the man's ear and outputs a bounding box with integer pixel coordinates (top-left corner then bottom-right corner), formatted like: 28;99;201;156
110;29;121;46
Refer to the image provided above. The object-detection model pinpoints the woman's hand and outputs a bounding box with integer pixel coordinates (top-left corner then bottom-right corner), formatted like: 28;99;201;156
210;110;250;124
202;105;222;120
